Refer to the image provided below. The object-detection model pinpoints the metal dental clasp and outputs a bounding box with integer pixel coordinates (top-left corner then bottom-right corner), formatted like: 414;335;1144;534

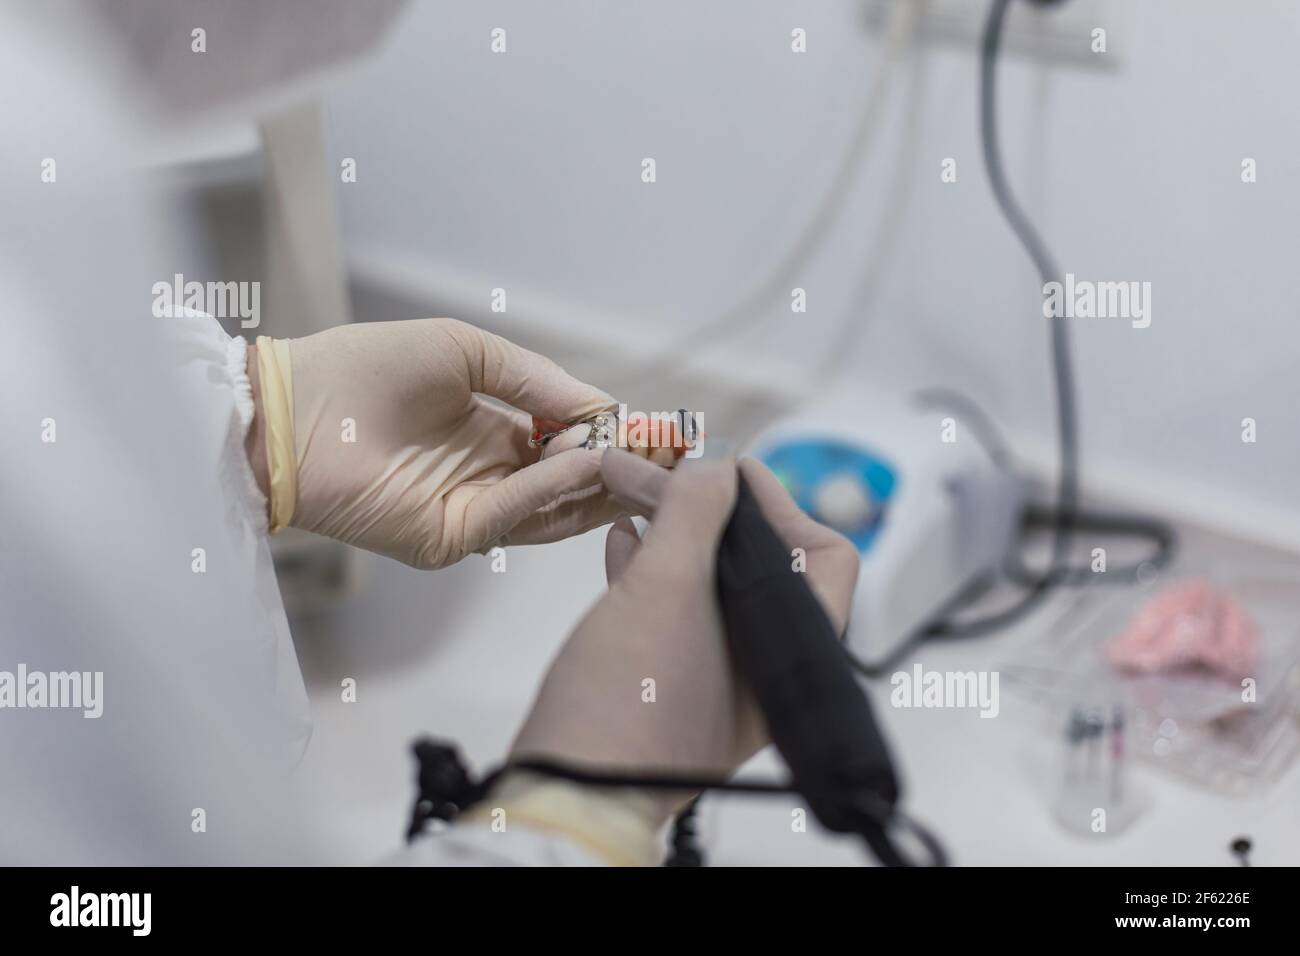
581;409;619;449
528;408;621;451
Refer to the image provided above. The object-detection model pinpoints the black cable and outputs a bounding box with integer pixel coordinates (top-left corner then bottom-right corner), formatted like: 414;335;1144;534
663;799;704;867
511;756;948;866
406;742;948;867
847;0;1177;678
914;388;1176;586
962;0;1078;605
848;499;1179;678
915;388;1175;581
945;0;1181;611
1008;506;1177;586
845;0;1068;675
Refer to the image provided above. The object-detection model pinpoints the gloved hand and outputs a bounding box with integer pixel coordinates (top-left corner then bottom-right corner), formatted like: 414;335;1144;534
251;318;623;569
473;452;859;864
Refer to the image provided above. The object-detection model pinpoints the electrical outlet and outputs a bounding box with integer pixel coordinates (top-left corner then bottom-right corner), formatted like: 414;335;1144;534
866;0;1122;70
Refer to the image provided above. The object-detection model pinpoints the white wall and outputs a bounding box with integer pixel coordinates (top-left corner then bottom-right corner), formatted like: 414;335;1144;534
322;0;1300;548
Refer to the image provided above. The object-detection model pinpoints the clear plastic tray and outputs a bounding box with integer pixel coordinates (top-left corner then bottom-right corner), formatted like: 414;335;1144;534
1002;564;1300;796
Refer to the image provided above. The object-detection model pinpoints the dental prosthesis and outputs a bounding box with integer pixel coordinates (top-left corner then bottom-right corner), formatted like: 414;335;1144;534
530;407;699;465
1105;579;1260;682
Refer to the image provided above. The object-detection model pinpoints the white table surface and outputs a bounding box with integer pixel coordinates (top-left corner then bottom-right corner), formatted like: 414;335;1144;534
288;521;1300;866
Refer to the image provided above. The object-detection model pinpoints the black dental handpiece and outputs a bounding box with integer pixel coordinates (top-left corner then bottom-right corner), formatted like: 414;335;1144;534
715;474;909;863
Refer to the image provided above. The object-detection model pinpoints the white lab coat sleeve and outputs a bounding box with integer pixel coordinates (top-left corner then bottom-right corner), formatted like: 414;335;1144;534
1;4;338;865
222;330;271;535
160;310;313;761
1;295;318;863
168;308;268;534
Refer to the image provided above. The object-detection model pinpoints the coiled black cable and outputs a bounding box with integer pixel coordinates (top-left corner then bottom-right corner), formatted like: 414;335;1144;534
848;0;1177;677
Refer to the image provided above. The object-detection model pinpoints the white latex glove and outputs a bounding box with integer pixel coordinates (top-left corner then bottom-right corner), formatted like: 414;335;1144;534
260;318;623;569
491;453;859;861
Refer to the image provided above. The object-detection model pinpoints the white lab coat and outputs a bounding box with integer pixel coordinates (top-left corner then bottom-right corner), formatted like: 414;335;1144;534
0;3;599;867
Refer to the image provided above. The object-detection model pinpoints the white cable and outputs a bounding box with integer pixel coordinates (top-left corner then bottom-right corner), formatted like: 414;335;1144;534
619;0;922;390
814;14;929;385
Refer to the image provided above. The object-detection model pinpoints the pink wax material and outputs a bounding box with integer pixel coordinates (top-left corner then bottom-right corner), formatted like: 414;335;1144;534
1105;580;1259;682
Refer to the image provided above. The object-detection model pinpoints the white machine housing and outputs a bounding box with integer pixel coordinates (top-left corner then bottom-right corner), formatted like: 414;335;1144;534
748;385;1024;662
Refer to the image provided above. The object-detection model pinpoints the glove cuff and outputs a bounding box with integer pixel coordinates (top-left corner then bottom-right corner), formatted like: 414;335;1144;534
255;337;298;533
458;770;663;867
